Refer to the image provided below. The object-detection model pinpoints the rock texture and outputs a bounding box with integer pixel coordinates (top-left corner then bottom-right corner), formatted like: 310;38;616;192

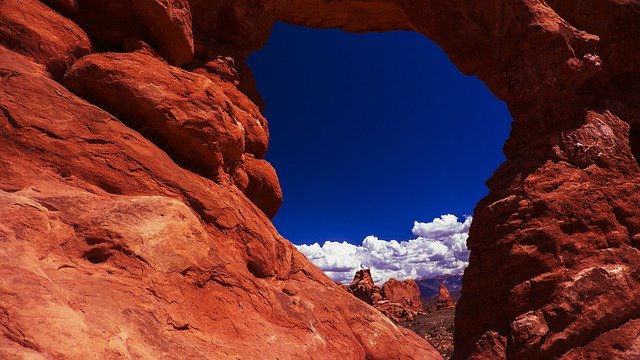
0;0;91;79
435;284;455;310
272;1;640;359
345;270;425;323
0;1;441;359
378;278;425;323
44;0;194;65
2;0;640;359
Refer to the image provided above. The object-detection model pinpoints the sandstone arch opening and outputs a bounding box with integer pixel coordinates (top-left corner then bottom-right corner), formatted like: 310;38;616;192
248;23;510;268
2;1;639;359
246;2;640;358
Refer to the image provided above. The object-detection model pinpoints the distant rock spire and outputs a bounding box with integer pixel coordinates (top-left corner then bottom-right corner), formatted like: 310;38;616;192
436;283;455;310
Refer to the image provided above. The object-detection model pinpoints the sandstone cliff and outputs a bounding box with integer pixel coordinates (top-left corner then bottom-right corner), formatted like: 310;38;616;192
1;0;639;359
0;1;441;359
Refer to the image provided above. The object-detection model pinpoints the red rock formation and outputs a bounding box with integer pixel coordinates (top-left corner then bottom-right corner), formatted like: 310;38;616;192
269;2;640;359
435;284;455;310
348;269;383;304
2;0;640;359
378;278;424;323
374;301;419;323
44;0;194;65
0;1;441;359
345;270;424;323
0;0;92;79
382;278;423;312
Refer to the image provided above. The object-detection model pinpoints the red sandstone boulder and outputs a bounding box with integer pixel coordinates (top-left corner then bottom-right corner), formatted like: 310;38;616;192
192;64;270;158
0;0;91;79
375;300;418;323
44;0;193;65
130;0;194;64
62;50;279;217
436;283;455;310
62;51;246;177
242;155;283;219
64;52;249;175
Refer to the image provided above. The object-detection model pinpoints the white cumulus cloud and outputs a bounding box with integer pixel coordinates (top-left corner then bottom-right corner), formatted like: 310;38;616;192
296;214;471;284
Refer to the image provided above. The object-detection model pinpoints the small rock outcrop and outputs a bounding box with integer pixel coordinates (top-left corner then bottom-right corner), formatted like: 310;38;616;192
345;269;425;323
435;283;455;310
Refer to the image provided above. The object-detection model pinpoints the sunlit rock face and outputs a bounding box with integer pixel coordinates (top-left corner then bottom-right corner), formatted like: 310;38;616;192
1;0;639;359
0;1;441;359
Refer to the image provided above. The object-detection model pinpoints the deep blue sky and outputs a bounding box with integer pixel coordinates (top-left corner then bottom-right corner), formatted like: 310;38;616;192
247;22;511;246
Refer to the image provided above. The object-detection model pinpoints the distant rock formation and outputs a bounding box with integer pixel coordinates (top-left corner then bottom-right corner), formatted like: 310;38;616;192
436;284;455;310
348;269;383;304
382;278;424;312
344;269;424;323
416;274;462;299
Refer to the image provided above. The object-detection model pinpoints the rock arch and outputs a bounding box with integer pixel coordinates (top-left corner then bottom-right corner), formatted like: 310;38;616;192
264;2;640;358
0;0;638;359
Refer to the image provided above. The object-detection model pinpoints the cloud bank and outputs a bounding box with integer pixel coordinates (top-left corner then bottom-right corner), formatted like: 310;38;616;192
296;214;471;284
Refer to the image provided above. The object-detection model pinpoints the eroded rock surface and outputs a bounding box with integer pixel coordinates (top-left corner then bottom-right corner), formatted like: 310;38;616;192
347;269;383;305
382;278;424;313
0;0;91;79
1;0;639;359
0;1;440;358
0;43;439;359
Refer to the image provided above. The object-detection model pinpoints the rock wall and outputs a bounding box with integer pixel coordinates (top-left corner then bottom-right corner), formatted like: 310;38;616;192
0;1;441;359
271;1;640;359
1;0;639;359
